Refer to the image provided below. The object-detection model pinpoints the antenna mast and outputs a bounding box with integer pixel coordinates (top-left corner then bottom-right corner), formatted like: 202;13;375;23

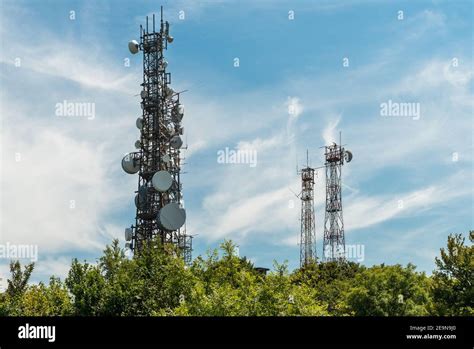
299;150;317;267
322;134;352;262
122;8;192;264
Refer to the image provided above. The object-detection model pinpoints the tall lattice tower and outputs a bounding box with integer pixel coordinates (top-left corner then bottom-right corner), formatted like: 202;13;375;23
299;151;317;267
323;139;352;262
121;8;192;264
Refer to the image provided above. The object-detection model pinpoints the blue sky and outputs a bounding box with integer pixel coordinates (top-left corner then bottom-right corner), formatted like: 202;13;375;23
0;0;472;283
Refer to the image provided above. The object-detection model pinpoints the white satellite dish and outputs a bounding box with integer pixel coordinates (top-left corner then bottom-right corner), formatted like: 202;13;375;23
134;140;141;149
128;40;139;54
162;154;171;164
152;170;173;192
344;150;353;163
157;202;186;231
170;135;183;149
122;153;140;174
125;228;133;241
140;90;148;98
136;117;143;130
167;36;174;43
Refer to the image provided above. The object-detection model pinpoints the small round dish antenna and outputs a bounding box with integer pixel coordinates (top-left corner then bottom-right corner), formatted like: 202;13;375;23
170;135;183;149
135;186;148;209
134;140;141;149
128;40;139;54
134;194;141;209
122;153;140;174
152;170;173;192
162;154;171;165
136;117;143;130
344;150;353;163
157;202;186;231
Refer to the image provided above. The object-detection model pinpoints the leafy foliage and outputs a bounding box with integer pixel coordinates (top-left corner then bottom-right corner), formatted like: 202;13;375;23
0;232;472;316
430;231;474;315
345;264;432;316
0;262;72;316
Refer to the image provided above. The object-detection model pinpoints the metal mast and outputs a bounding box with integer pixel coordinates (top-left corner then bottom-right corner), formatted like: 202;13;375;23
122;7;192;264
299;151;316;267
323;134;352;262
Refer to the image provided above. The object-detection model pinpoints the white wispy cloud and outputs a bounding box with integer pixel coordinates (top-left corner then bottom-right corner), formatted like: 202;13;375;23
345;169;471;231
322;115;341;145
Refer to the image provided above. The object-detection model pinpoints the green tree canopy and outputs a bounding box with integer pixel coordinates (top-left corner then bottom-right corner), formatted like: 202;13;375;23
431;231;474;315
1;231;472;316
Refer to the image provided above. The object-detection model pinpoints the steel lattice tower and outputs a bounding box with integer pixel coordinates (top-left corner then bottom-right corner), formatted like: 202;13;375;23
323;139;352;262
299;152;316;267
122;8;192;264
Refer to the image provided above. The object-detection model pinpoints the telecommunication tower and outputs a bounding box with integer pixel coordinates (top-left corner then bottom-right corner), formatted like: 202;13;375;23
121;7;192;263
299;151;317;267
323;135;352;262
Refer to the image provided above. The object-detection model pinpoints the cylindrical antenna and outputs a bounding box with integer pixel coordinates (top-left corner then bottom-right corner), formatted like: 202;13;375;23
161;5;164;31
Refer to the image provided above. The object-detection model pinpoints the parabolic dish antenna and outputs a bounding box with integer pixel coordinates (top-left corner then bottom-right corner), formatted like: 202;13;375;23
134;194;140;208
152;170;173;192
162;154;171;164
170;135;183;149
128;40;139;54
125;228;133;241
122;153;140;174
135;140;141;149
135;186;148;209
157;202;186;231
344;150;353;163
140;90;148;99
136;117;143;130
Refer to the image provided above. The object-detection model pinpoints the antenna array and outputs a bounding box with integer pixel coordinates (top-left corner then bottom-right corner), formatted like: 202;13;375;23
322;136;352;262
122;7;192;263
299;151;317;267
